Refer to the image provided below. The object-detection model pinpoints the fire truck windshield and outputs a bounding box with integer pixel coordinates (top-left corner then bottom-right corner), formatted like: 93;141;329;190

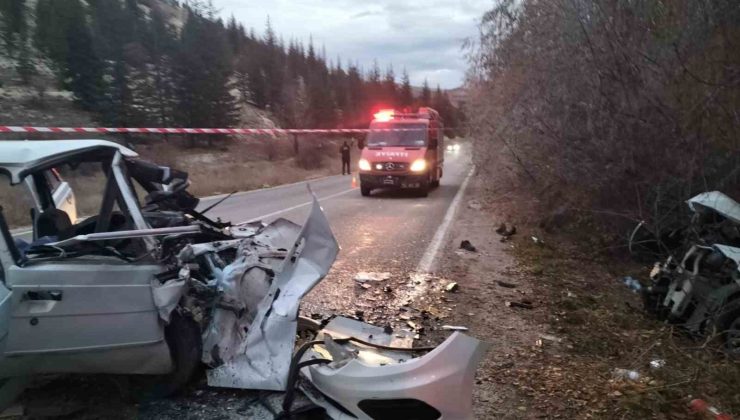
366;122;427;147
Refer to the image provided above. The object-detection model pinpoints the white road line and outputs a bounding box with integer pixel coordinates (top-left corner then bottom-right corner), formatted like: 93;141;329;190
416;166;475;273
200;173;347;202
238;188;356;224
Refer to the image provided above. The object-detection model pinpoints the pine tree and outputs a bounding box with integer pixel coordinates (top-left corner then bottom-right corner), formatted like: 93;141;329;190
0;0;34;83
399;68;413;110
129;8;178;129
382;65;397;108
420;78;431;106
0;0;27;55
64;0;105;111
346;64;365;127
174;12;238;146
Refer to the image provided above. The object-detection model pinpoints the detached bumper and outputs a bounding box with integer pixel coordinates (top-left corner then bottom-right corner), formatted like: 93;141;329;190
360;173;427;189
300;317;489;420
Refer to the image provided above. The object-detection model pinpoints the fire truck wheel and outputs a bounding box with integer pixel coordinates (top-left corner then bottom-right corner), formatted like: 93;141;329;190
418;180;429;197
361;185;371;196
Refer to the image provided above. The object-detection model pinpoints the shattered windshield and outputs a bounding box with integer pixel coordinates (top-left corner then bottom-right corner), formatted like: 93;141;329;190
366;122;427;147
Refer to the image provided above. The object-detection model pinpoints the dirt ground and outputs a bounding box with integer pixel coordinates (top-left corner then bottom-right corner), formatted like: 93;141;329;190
431;174;740;419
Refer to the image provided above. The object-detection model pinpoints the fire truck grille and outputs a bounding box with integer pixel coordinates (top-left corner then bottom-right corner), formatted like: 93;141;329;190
376;162;408;171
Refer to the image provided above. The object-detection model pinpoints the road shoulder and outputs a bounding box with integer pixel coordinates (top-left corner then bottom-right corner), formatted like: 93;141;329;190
431;174;552;418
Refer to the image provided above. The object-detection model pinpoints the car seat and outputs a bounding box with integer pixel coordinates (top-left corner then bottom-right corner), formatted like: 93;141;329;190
36;208;74;240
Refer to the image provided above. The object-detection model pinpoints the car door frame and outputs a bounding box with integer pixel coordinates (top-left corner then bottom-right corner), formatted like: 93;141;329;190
0;151;171;377
0;206;17;366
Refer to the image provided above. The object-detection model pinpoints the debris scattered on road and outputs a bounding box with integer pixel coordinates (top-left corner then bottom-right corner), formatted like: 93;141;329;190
383;285;393;293
497;224;517;238
442;325;469;331
459;240;477;252
445;282;460;293
360;283;372;290
468;200;482;210
354;271;391;282
506;300;533;310
496;280;518;289
354;310;365;320
383;324;394;335
689;398;732;420
538;333;562;343
649;359;666;370
496;223;507;234
531;236;544;245
612;368;640;381
622;276;642;293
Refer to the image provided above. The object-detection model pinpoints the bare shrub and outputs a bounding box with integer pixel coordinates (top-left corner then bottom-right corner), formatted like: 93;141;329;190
295;137;325;170
470;0;740;243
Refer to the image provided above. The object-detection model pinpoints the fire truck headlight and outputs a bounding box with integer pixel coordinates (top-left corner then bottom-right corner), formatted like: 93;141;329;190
410;159;427;172
359;159;371;171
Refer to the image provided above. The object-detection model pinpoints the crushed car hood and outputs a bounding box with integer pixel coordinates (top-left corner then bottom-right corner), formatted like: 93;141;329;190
688;191;740;224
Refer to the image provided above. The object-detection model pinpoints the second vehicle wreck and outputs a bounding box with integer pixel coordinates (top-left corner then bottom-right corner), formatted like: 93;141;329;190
0;140;487;419
641;191;740;355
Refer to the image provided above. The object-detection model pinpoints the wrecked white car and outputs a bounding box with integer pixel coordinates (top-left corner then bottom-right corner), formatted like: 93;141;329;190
0;140;487;419
643;191;740;354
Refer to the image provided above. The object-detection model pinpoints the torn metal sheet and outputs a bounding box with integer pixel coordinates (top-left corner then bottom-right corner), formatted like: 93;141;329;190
354;272;391;282
151;278;187;322
207;196;339;390
713;244;740;273
300;317;489;420
688;191;740;224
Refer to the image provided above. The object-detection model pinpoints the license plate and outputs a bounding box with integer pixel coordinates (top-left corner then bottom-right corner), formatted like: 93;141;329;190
383;177;395;185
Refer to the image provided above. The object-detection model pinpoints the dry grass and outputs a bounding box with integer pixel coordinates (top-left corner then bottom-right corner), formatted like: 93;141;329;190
511;231;740;419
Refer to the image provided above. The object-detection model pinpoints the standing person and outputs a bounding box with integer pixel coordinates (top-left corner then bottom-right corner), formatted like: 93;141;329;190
340;140;351;175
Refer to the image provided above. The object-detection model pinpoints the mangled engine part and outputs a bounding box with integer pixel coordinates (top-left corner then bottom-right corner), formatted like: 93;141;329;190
294;317;489;420
643;191;740;354
175;197;339;390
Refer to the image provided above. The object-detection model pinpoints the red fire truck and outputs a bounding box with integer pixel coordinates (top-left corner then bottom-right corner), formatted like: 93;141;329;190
358;107;444;197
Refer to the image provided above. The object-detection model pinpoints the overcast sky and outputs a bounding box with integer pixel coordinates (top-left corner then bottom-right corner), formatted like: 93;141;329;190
214;0;491;89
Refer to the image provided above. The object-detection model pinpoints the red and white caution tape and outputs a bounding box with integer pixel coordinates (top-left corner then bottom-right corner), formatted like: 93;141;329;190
0;126;420;135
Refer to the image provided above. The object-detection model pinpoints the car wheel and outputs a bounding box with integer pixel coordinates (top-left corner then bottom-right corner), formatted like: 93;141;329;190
417;179;429;197
430;179;440;188
130;311;202;401
360;185;371;196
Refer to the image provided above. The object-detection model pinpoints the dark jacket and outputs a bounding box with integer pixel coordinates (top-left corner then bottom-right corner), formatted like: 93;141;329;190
340;144;350;160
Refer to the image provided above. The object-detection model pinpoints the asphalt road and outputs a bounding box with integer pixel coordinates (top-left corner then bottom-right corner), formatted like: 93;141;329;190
198;146;473;321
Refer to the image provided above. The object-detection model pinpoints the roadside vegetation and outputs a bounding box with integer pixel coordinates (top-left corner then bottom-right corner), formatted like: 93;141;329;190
469;0;740;239
467;1;740;416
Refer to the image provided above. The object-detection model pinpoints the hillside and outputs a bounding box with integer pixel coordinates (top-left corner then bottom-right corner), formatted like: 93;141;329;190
0;0;463;138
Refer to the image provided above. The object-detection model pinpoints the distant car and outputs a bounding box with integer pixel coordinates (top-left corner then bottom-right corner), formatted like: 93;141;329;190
446;143;460;152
